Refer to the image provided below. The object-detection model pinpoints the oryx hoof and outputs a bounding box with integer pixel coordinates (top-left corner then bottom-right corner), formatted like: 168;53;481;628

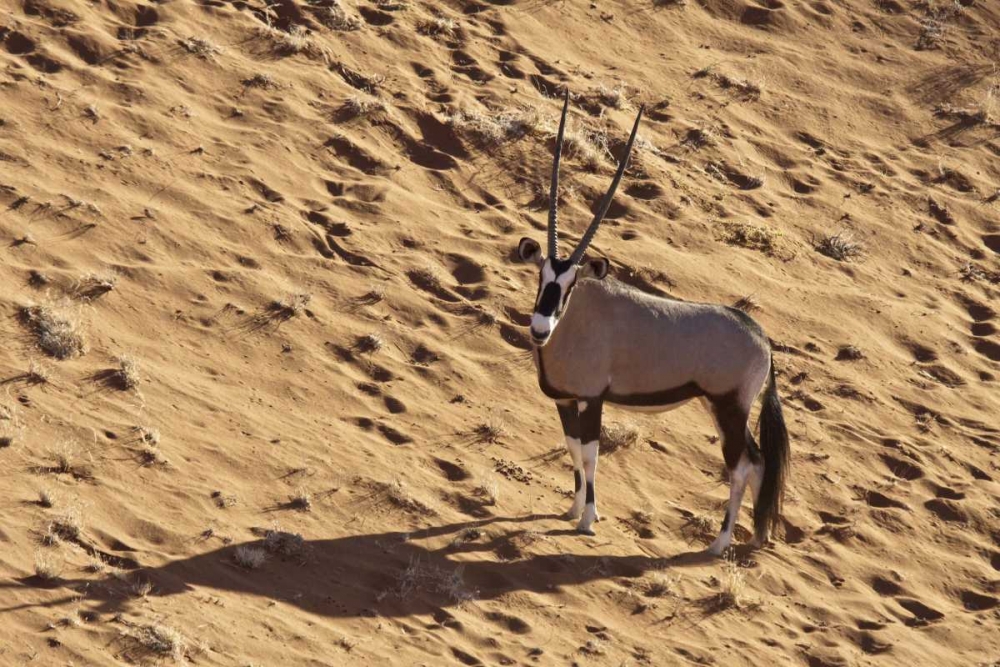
564;503;584;521
706;540;728;558
575;524;596;536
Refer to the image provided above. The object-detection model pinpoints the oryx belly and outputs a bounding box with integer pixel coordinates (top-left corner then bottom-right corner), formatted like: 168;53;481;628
613;398;695;414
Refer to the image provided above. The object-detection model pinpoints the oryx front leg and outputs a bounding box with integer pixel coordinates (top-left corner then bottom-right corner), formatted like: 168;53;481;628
556;402;585;520
576;398;603;536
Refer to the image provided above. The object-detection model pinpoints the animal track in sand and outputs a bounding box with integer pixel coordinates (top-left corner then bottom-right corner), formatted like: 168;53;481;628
358;6;393;25
865;490;907;510
897;598;944;626
451;50;493;83
433;458;470;481
879;454;923;480
983;234;1000;254
324;136;389;175
377;423;412;445
923;498;966;523
485;611;532;634
959;590;999;612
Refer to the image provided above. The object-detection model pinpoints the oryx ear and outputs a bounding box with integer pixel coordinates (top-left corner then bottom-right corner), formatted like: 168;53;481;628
579;257;610;280
517;237;543;265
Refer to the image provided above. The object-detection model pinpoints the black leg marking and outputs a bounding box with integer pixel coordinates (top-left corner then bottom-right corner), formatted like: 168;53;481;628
578;398;603;444
585;481;595;504
574;470;582;493
708;391;752;470
556;402;580;440
721;509;731;532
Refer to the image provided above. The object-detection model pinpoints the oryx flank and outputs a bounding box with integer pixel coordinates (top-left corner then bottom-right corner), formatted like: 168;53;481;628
517;91;789;555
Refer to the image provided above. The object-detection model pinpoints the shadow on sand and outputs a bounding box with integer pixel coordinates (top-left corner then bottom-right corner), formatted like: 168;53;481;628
4;514;728;619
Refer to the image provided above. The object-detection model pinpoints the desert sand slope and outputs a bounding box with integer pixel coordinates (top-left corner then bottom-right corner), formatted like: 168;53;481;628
1;0;999;664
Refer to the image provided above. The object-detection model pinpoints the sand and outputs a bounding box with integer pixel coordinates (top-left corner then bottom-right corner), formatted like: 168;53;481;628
1;0;998;664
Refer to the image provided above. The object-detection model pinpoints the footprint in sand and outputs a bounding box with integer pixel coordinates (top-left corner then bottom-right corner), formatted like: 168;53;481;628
433;458;470;481
879;453;923;480
485;611;532;635
923;498;966;523
866;490;907;510
897;598;945;626
377;423;412;445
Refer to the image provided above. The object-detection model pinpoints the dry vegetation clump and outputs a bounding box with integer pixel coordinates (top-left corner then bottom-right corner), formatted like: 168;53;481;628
593;83;631;109
719;222;781;256
46;506;83;544
73;272;117;300
133;425;161;446
915;1;964;51
447;106;542;146
179;37;222;59
243;72;277;89
395;556;476;604
20;302;87;359
234;545;268;570
272;293;311;319
34;551;62;581
262;528;307;557
287;488;313;512
257;21;328;61
343;93;387;118
473;417;508;444
643;572;681;598
732;294;761;313
417;16;456;37
113;354;141;390
959;262;1000;284
600;421;641;454
316;0;362;30
25;359;52;385
380;478;432;514
0;417;22;449
836;345;864;361
119;622;187;662
38;488;55;508
714;554;749;610
474;473;500;506
694;65;763;100
355;333;384;355
815;231;864;261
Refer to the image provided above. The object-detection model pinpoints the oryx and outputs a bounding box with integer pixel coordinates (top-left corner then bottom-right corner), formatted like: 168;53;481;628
516;92;789;555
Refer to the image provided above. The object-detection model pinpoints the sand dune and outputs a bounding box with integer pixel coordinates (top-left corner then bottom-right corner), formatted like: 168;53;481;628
1;0;998;664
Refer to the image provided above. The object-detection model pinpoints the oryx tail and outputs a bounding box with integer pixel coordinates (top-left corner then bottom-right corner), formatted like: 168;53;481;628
754;360;789;544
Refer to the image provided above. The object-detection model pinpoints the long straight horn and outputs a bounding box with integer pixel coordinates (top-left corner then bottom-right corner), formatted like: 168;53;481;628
548;89;570;258
568;105;645;265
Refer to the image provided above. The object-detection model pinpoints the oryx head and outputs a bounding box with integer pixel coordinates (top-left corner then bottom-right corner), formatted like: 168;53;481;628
517;90;644;348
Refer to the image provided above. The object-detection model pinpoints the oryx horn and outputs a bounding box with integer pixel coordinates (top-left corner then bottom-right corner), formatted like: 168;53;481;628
548;89;571;258
568;105;645;265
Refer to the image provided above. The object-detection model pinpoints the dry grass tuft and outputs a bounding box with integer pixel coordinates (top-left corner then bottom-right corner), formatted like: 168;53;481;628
272;293;311;319
38;488;55;508
73;272;117;300
257;21;328;61
20;302;87;359
381;478;432;514
715;554;748;609
343;93;387;118
263;528;307;557
395;556;476;604
815;231;864;261
179;37;222;59
719;222;781;255
355;333;384;355
732;294;760;313
316;0;362;30
417;16;456;37
34;551;62;580
474;474;500;506
447;106;541;146
473;417;508;444
600;421;641;454
47;506;83;543
234;545;268;570
120;622;187;662
114;354;141;390
643;572;681;598
287;488;313;512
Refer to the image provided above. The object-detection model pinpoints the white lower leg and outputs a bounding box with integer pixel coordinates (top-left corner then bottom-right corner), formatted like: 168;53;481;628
708;453;753;556
576;440;599;534
565;437;585;519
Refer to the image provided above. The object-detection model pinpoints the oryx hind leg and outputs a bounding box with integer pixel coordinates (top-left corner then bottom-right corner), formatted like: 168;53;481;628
705;392;761;557
556;402;585;520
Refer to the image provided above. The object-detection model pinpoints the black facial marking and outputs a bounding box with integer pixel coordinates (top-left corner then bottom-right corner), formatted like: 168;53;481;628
574;470;582;493
585;481;595;504
536;282;561;316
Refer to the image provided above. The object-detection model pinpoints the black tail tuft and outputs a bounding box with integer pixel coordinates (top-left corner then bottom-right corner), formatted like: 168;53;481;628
754;359;789;545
